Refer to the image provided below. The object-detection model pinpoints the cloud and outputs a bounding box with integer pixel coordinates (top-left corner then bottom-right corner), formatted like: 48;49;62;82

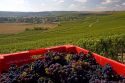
101;0;118;4
122;3;125;6
0;0;25;6
0;0;28;11
27;0;66;11
101;0;112;4
74;0;87;3
0;0;124;12
68;4;76;9
94;6;107;11
115;4;121;7
58;0;64;3
53;0;64;4
67;3;85;11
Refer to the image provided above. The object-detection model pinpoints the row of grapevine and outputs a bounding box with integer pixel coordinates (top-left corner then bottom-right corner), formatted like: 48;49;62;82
75;34;125;63
0;34;124;63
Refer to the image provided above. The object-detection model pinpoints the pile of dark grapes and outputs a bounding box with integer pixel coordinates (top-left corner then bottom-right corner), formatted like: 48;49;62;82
0;51;125;83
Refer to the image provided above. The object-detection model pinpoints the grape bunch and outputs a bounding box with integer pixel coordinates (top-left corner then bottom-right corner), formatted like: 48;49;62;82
0;51;125;83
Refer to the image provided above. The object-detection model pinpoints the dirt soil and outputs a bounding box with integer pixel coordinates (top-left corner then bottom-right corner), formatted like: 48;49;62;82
0;23;58;34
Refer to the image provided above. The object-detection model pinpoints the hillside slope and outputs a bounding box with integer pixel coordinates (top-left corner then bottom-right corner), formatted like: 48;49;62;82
0;11;125;53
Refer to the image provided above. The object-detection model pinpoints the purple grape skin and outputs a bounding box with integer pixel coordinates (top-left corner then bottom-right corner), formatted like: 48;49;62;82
0;51;125;83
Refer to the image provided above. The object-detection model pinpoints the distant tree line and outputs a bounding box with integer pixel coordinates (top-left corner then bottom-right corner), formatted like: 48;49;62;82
0;15;83;24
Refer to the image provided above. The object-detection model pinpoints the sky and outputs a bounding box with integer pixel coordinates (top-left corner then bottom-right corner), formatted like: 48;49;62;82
0;0;125;12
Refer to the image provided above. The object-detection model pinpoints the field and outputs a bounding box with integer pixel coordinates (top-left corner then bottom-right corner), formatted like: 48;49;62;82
0;23;58;34
0;11;125;62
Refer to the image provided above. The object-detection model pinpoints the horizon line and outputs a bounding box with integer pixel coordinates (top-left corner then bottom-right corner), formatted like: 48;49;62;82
0;10;125;13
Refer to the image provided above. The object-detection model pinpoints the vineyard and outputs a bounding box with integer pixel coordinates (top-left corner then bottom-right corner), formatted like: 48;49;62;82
0;11;125;63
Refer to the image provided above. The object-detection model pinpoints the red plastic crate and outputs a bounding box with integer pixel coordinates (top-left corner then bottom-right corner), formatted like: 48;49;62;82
0;45;125;77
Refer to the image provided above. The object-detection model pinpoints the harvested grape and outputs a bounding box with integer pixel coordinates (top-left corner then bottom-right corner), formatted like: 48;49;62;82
0;51;124;83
